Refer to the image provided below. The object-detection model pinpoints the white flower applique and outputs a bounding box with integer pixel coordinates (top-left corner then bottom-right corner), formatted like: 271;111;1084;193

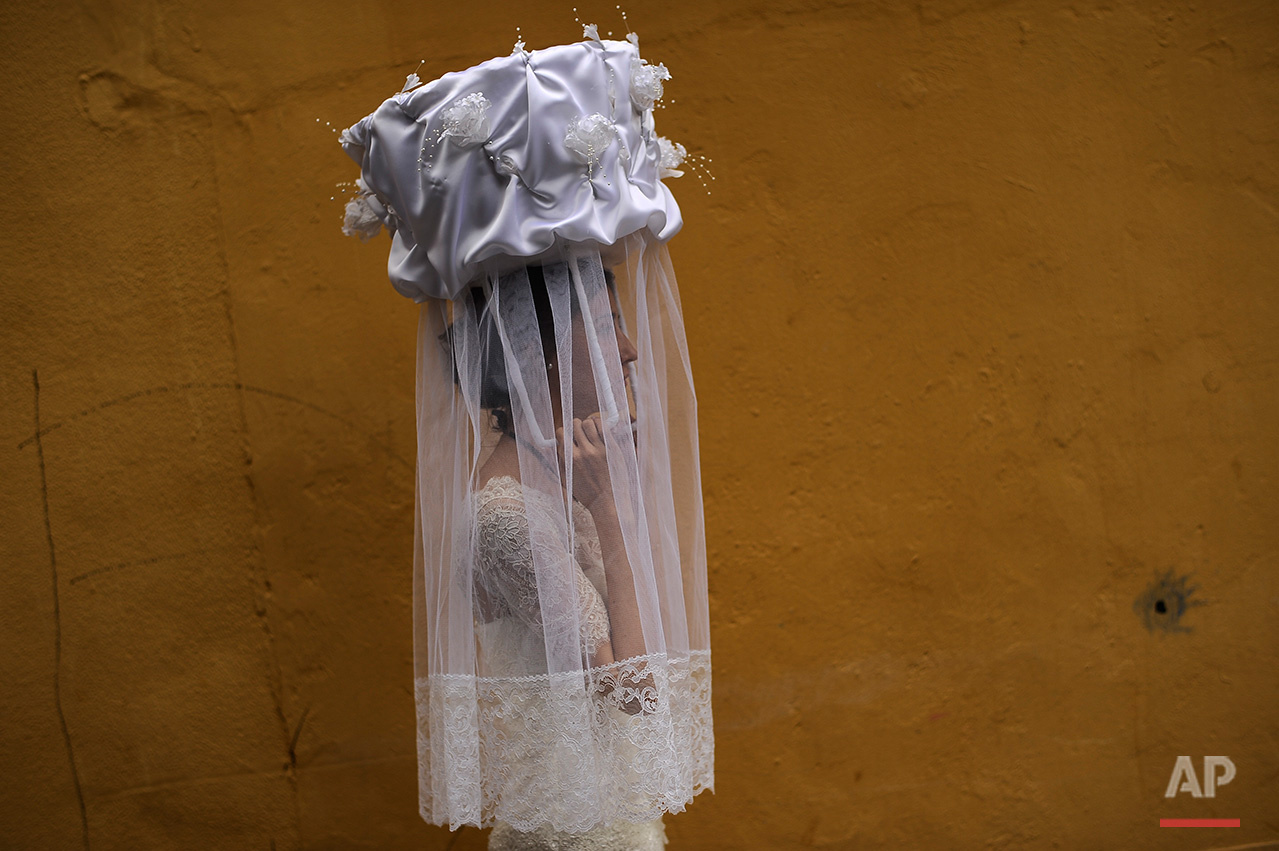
656;135;686;179
342;191;385;241
440;92;492;148
630;60;671;112
583;23;601;43
565;113;617;178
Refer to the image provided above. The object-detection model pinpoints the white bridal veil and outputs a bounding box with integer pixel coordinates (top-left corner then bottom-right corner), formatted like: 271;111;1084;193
339;30;712;832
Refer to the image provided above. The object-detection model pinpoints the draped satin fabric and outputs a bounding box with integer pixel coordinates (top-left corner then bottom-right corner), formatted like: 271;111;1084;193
340;39;682;303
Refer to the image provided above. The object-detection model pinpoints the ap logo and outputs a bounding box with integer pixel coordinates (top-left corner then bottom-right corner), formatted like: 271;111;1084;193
1165;756;1236;798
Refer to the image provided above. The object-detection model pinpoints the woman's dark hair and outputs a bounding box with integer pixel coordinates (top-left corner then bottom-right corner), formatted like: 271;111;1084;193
441;263;613;435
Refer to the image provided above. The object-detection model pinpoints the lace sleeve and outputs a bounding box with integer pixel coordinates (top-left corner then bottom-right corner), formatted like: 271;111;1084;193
475;494;613;659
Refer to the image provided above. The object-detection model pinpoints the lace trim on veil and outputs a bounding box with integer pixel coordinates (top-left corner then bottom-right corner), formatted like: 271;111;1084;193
416;649;713;832
416;473;713;832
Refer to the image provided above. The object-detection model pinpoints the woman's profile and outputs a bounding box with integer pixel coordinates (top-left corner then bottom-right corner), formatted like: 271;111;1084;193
337;24;713;850
467;266;668;848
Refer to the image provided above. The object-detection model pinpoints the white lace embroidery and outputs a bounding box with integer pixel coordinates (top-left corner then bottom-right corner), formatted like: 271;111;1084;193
473;476;612;659
417;651;713;832
488;805;668;849
414;476;714;832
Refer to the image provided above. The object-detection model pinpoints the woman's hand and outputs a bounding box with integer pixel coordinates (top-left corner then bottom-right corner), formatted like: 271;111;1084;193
556;413;616;514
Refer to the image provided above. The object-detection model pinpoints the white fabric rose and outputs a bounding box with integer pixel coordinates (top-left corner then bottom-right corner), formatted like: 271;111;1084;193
564;113;617;166
441;92;492;148
630;61;671;112
342;192;384;241
656;135;686;179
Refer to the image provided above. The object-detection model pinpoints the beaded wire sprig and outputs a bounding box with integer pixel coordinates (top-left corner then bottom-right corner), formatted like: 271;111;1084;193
683;154;715;195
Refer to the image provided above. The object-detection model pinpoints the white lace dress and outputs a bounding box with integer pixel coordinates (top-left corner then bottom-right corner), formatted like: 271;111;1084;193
474;475;669;851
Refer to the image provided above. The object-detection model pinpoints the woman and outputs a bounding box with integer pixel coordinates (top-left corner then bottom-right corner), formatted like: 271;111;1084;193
466;264;667;848
338;25;713;848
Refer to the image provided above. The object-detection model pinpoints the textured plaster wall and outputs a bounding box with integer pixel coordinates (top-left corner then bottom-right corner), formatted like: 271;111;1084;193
2;0;1276;848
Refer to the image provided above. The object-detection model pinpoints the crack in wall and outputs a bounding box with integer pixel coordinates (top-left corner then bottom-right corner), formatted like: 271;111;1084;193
14;380;412;469
210;173;307;847
33;368;91;850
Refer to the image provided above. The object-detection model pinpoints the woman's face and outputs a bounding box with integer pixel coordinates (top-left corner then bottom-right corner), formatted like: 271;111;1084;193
555;285;638;422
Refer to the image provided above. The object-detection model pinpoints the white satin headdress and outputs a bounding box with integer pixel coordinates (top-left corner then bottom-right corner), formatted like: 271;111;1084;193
338;26;691;302
337;22;713;834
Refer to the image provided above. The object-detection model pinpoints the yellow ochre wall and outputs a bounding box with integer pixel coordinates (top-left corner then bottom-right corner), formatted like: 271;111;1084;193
2;1;1276;848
